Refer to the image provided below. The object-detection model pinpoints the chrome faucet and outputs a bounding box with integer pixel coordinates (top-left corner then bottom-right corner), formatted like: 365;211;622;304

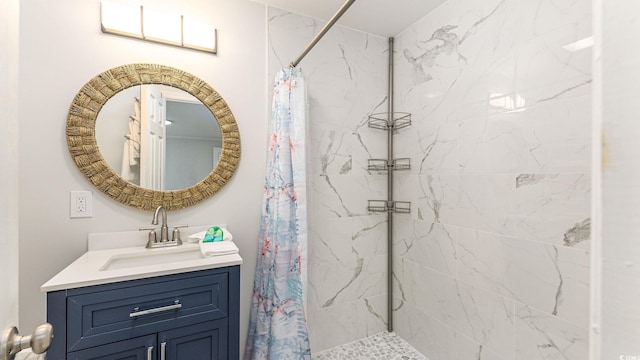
140;206;186;248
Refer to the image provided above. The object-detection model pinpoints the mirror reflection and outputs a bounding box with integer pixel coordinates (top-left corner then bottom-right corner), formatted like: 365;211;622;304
96;85;222;191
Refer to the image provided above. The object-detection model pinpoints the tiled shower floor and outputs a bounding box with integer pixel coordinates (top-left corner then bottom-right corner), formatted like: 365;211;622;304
313;331;427;360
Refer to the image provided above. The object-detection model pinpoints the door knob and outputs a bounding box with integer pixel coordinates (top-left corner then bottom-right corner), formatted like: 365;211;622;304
0;323;53;360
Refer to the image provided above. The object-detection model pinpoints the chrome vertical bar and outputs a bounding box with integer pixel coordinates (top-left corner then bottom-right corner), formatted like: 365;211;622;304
387;37;394;333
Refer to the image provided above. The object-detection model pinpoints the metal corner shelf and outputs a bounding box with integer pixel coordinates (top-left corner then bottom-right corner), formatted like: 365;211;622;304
367;112;412;130
367;200;411;214
367;158;411;172
368;38;409;332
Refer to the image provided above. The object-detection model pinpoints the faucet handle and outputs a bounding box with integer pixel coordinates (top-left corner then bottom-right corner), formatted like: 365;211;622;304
170;225;188;244
171;228;182;245
139;227;157;248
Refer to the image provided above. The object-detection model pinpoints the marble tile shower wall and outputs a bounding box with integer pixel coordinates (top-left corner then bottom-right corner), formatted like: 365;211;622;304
267;7;390;352
392;0;591;359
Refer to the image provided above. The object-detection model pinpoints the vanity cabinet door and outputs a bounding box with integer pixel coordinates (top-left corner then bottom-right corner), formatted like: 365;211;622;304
67;334;156;360
158;319;228;360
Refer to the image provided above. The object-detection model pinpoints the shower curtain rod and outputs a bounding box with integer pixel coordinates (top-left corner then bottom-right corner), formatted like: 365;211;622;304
289;0;356;68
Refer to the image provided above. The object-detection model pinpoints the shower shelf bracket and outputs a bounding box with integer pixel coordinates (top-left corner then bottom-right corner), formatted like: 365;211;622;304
367;200;411;214
367;158;411;172
367;112;411;131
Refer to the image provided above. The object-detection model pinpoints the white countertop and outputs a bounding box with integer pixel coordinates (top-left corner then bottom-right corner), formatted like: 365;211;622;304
41;226;242;292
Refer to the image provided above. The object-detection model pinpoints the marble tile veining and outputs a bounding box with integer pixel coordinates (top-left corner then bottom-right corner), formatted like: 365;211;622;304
393;0;591;358
457;230;590;327
269;0;591;356
515;304;589;359
313;332;427;360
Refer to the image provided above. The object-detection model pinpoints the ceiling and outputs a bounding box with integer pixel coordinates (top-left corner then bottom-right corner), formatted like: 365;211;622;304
250;0;447;37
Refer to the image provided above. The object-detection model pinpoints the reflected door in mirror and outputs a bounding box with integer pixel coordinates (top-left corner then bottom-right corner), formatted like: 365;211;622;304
140;85;167;190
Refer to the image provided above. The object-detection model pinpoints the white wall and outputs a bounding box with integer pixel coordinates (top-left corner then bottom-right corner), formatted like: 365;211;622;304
17;0;267;354
166;137;216;189
598;0;640;357
393;0;592;358
0;0;20;330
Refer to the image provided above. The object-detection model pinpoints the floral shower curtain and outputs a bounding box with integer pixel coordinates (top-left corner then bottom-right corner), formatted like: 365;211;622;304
245;67;311;360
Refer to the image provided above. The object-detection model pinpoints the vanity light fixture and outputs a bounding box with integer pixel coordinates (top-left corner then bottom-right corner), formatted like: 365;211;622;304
100;1;217;54
142;8;182;46
100;2;143;39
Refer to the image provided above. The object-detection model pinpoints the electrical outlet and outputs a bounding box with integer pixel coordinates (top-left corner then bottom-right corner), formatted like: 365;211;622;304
70;191;93;218
77;196;86;212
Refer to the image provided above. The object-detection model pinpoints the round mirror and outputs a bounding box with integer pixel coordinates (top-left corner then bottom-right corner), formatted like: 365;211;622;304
66;64;240;211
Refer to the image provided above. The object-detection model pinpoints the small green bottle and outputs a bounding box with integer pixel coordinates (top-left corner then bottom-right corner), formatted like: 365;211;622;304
203;226;224;242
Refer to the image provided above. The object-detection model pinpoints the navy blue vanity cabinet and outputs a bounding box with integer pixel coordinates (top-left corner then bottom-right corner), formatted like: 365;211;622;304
46;266;240;360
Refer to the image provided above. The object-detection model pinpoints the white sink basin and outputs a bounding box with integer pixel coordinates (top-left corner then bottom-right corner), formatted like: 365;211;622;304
100;246;204;271
41;228;243;292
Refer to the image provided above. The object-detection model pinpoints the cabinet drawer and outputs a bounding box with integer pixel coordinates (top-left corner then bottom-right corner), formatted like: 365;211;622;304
66;270;228;352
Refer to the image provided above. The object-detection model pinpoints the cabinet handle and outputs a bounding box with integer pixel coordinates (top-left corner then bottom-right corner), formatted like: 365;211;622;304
160;342;166;360
129;300;182;318
146;346;153;360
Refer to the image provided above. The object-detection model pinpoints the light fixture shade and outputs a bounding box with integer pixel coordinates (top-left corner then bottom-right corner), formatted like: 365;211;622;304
142;8;182;45
183;18;217;53
100;1;217;54
100;1;142;38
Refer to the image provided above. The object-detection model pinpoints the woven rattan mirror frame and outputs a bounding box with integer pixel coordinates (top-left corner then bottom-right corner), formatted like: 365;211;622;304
66;63;240;211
